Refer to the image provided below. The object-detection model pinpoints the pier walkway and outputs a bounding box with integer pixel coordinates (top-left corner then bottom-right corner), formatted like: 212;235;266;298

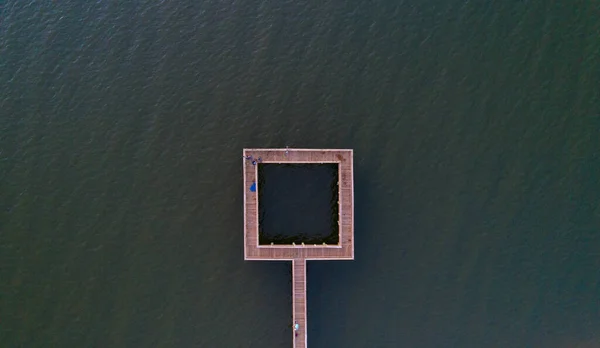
242;148;354;348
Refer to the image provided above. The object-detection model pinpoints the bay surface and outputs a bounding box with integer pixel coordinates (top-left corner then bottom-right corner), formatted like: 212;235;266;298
1;1;599;347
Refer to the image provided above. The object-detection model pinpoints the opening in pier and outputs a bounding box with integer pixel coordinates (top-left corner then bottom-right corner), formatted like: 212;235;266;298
258;163;340;245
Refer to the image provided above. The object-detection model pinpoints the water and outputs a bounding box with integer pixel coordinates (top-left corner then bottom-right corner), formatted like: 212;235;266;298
1;0;599;347
258;163;339;245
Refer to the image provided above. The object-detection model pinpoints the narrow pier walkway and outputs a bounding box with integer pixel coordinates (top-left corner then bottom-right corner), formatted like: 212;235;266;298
293;259;307;348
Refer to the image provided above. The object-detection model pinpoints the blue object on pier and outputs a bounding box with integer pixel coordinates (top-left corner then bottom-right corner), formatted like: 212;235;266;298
250;182;256;192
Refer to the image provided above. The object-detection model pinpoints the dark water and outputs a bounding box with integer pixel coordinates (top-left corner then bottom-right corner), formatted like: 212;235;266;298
258;163;339;245
1;0;599;347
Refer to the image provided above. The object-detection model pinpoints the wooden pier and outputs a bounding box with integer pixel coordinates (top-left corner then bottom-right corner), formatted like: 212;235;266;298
243;148;354;348
293;259;307;348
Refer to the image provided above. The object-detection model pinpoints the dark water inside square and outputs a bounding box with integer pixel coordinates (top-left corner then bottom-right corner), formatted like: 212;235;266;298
258;164;339;245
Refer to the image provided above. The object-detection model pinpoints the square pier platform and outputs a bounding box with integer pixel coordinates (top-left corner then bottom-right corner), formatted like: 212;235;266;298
243;148;354;260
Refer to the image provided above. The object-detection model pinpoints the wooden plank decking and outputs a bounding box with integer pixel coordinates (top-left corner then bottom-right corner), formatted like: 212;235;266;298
242;148;354;347
243;148;354;260
293;259;307;348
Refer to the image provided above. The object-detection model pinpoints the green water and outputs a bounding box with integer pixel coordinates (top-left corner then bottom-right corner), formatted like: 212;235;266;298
1;0;599;347
258;163;339;245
